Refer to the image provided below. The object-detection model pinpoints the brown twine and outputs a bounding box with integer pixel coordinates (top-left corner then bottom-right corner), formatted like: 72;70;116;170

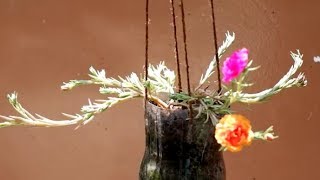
179;0;191;96
144;0;149;107
179;0;194;126
169;0;182;93
209;0;222;92
144;0;221;106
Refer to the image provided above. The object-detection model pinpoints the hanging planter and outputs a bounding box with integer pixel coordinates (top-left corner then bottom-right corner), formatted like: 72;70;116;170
0;0;308;179
0;37;307;178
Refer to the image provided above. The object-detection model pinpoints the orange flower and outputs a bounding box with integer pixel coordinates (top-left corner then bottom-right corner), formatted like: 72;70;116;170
215;114;254;152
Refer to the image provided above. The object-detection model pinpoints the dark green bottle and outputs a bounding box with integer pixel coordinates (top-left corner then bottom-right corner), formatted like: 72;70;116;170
139;102;226;180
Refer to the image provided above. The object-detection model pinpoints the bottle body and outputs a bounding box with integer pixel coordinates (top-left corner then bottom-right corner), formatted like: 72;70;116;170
139;102;226;180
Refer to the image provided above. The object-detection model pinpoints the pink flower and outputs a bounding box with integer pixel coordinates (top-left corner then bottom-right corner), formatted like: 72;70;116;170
222;48;249;83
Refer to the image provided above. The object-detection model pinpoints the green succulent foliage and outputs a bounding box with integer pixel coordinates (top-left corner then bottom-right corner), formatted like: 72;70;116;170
0;31;307;129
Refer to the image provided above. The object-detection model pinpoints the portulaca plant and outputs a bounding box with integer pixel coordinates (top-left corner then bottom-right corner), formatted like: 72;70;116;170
0;32;307;152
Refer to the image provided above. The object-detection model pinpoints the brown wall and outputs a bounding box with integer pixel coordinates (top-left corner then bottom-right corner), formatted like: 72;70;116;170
0;0;319;179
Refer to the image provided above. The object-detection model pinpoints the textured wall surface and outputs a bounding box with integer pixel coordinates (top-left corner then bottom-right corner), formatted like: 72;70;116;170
0;0;319;179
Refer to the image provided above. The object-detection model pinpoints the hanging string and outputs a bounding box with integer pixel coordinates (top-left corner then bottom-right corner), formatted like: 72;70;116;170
179;0;195;127
179;0;191;96
209;0;222;92
169;0;182;92
144;0;150;107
